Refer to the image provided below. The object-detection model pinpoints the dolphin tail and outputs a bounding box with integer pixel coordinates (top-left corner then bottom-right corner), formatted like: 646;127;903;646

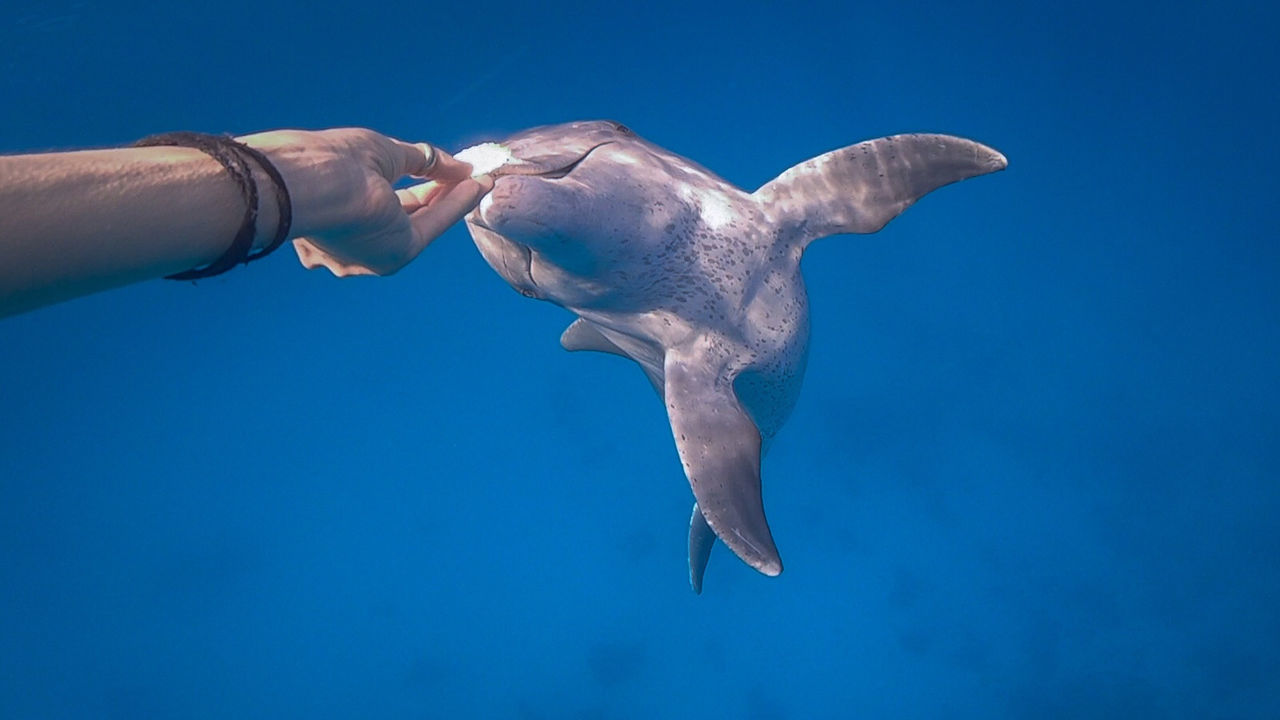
753;134;1007;246
664;347;782;580
688;502;716;594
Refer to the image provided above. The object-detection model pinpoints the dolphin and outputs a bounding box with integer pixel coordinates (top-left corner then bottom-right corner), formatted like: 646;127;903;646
458;121;1006;592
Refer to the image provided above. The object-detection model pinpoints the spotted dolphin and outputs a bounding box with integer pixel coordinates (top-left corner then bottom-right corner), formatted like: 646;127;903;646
458;121;1006;592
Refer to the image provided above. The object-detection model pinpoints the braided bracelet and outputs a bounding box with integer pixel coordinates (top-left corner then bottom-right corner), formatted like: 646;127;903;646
135;132;293;280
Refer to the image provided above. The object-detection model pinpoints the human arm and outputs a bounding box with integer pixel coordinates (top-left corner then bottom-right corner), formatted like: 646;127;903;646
0;128;492;319
238;128;493;278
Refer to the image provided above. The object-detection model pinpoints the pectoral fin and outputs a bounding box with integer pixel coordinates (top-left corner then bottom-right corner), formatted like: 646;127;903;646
561;318;664;394
561;317;627;356
755;133;1007;245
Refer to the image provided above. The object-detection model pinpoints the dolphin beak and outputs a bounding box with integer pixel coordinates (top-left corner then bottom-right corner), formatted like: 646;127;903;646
491;141;614;179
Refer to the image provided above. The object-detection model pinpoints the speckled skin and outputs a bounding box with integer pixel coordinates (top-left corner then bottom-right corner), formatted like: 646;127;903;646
464;121;1006;590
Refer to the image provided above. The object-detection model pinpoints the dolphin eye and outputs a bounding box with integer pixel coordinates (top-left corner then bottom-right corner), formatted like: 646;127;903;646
611;122;634;136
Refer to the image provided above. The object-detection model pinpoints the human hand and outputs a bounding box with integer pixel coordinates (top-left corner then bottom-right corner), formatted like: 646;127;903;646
237;128;493;277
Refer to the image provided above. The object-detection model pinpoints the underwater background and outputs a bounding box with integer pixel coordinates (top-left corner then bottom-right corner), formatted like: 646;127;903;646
2;1;1277;717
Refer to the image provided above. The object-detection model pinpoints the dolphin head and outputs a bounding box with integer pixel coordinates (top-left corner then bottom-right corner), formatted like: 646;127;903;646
462;121;702;306
487;120;631;178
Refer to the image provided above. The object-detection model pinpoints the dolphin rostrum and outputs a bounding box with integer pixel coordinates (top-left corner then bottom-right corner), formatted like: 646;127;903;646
457;121;1006;592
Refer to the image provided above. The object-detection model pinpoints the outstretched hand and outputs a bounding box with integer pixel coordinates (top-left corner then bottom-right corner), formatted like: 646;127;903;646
237;128;493;277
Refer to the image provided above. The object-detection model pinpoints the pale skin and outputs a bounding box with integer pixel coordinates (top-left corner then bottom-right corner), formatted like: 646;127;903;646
0;127;494;319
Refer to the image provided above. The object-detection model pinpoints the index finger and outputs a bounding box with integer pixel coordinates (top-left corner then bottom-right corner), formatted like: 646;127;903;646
390;139;475;184
387;139;434;178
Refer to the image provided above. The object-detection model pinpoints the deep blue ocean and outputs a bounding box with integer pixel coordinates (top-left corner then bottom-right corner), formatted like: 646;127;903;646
2;2;1278;717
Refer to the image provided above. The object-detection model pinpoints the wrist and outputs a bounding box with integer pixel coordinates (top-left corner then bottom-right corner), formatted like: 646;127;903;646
236;132;309;240
239;154;281;252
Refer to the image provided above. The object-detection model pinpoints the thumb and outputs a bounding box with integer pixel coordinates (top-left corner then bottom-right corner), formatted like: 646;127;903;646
406;176;493;250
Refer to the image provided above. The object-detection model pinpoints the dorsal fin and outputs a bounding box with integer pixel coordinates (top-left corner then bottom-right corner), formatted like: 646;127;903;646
754;133;1007;246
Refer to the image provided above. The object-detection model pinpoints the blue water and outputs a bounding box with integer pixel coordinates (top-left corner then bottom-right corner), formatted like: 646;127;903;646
2;2;1278;717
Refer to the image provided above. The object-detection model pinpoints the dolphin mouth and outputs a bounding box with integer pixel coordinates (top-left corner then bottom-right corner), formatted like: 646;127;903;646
490;141;614;180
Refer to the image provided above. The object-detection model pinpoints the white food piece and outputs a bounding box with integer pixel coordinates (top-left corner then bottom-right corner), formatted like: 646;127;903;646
454;142;515;177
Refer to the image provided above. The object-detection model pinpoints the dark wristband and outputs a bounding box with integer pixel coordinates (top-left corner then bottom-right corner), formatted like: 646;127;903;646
134;132;292;280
